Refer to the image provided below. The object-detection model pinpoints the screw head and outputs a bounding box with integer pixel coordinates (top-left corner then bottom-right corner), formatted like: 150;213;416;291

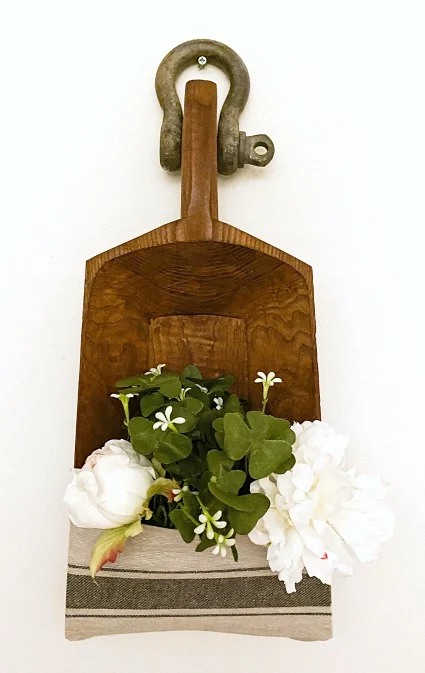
197;55;207;69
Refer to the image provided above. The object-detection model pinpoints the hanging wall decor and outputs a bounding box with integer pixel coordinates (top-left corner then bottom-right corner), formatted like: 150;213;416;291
64;39;394;641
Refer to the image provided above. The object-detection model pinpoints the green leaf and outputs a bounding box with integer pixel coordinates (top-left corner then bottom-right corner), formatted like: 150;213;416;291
249;439;293;479
169;509;195;543
182;396;204;414
166;403;197;433
128;417;159;455
157;374;182;399
166;462;183;476
154;433;192;464
140;392;165;417
175;454;203;478
114;387;145;395
208;482;268;513
182;490;200;519
199;409;221;445
224;394;244;415
181;365;203;386
186;386;210;407
207;449;234;476
212;416;225;449
274;453;296;474
246;412;294;441
218;411;295;480
116;375;155;391
244;411;270;436
217;468;246;494
89;520;143;578
228;504;269;535
195;536;216;552
222;413;251;460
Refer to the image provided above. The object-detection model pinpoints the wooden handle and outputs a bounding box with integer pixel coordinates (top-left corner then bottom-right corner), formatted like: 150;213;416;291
181;80;218;225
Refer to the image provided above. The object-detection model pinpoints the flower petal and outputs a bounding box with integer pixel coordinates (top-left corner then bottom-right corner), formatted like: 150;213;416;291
214;521;227;529
172;417;186;425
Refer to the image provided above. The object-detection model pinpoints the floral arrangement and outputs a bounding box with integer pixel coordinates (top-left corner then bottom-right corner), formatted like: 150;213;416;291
64;365;394;592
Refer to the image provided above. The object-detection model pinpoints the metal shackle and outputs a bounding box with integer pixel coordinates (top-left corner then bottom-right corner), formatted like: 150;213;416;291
155;39;275;175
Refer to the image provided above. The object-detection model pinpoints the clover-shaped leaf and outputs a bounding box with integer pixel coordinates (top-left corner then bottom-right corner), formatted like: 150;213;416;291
227;507;268;535
217;411;295;479
181;396;204;415
153;433;192;464
217;468;246;494
165;402;198;433
180;365;203;386
207;449;234;476
128;417;159;455
155;373;182;398
208;481;269;534
140;392;165;417
223;394;245;415
198;409;221;446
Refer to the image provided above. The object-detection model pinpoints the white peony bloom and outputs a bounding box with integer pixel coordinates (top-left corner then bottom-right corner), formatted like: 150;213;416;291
249;421;395;592
64;439;155;529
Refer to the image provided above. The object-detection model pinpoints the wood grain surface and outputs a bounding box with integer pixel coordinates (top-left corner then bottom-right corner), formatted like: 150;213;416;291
74;80;320;467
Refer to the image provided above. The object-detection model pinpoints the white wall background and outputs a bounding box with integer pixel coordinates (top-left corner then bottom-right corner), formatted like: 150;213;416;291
1;1;424;671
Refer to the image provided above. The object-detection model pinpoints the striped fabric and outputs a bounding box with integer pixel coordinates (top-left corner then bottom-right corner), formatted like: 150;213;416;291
65;524;332;640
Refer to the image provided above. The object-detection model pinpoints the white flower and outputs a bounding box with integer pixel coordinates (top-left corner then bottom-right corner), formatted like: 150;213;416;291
249;421;395;592
179;388;191;401
254;371;282;412
110;393;136;399
64;440;155;529
153;406;185;431
145;364;166;377
214;396;224;410
171;485;189;503
212;529;236;558
194;510;227;539
254;371;282;387
196;383;208;393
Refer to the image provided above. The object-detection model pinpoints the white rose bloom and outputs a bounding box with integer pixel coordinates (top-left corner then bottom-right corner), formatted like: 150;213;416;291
64;439;155;529
249;421;395;592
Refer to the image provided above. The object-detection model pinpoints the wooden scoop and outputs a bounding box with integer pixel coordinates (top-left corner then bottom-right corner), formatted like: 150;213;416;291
74;78;320;468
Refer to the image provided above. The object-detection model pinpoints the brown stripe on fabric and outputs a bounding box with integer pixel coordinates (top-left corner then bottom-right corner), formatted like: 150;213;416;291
66;573;331;610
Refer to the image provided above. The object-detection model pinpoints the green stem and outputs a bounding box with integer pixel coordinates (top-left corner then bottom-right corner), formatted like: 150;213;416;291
168;423;179;434
196;495;209;516
261;382;270;413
